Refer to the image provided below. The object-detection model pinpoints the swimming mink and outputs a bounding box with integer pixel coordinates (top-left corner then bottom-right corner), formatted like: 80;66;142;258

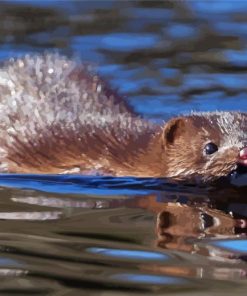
0;53;246;183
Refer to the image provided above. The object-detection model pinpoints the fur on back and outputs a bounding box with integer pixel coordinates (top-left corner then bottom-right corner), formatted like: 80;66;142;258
0;53;156;172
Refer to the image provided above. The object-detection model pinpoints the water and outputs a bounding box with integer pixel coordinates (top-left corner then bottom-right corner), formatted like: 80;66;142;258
0;0;246;295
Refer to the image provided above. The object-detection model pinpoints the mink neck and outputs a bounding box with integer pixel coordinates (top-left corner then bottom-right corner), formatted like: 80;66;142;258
64;114;165;176
97;119;165;177
125;127;165;177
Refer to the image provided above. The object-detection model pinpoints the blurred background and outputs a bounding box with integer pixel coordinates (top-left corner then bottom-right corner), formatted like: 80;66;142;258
0;0;247;120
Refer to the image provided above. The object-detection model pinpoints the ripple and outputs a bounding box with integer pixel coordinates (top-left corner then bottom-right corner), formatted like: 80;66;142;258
101;33;159;52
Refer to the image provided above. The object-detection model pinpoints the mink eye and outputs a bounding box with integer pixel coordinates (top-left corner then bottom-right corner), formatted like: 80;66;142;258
204;142;218;155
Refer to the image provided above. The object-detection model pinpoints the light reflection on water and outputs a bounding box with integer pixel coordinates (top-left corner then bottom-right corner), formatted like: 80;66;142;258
110;273;188;286
0;174;245;294
86;247;170;261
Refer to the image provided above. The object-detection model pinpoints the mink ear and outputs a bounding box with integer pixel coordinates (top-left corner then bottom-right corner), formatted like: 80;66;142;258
162;117;186;147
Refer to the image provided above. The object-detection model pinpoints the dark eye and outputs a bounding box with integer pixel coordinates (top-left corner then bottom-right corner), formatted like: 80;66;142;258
204;142;218;155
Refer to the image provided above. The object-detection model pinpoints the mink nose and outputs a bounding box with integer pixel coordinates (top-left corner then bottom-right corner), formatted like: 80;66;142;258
238;147;247;166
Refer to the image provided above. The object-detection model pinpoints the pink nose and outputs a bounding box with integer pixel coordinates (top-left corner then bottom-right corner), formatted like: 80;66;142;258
238;147;247;166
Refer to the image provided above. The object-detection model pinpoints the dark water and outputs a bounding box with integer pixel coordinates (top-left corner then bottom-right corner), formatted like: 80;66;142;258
0;1;247;295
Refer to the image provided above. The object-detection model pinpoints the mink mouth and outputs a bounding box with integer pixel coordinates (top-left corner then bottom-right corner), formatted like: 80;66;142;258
200;213;214;229
213;165;247;186
227;164;247;182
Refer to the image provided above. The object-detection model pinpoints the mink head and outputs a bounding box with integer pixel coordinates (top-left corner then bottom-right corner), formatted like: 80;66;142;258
161;112;247;183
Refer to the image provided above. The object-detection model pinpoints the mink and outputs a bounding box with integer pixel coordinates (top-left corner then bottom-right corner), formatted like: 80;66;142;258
0;53;246;183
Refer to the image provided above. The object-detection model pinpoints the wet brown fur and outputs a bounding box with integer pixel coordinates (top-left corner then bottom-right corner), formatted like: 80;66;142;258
0;54;246;182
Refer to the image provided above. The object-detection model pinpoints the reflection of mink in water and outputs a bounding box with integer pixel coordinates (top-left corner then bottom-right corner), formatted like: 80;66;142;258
156;203;235;252
0;53;247;182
